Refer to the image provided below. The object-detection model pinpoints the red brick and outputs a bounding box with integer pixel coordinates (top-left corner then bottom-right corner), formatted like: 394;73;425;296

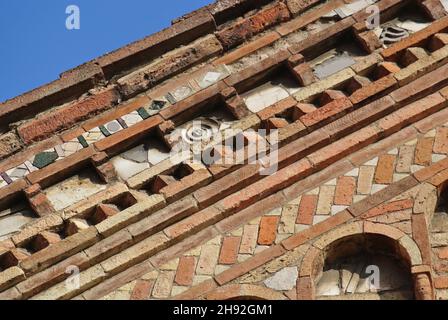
277;0;344;35
414;137;434;166
381;16;448;60
438;247;448;260
348;176;418;217
419;0;448;20
390;64;448;104
296;195;317;225
282;210;353;250
428;167;448;187
292;63;316;86
95;116;163;155
213;32;280;66
258;216;279;246
18;87;120;144
379;93;447;135
349;75;397;105
300;98;353;128
374;154;396;184
32;231;61;252
360;199;414;219
217;159;313;214
216;2;290;49
434;276;448;289
434;127;448;154
160;169;212;203
257;97;297;121
412;213;432;265
334;176;356;206
215;245;286;285
286;0;321;16
308;126;380;169
414;157;448;182
0;62;103;132
97;10;215;79
130;280;154;300
219;236;241;265
164;207;223;240
175;256;196;286
174;279;217;300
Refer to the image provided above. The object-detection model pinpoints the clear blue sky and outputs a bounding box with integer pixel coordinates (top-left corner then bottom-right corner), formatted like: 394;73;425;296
0;0;213;102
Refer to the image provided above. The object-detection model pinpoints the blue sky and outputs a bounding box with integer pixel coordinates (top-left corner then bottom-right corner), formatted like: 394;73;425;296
0;0;213;102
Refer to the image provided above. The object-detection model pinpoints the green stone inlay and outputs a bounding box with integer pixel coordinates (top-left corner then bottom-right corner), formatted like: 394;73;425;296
33;152;59;169
77;136;89;148
99;126;111;137
137;107;150;119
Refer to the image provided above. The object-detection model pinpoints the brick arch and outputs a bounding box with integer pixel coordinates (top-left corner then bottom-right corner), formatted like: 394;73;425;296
296;221;431;300
203;284;287;300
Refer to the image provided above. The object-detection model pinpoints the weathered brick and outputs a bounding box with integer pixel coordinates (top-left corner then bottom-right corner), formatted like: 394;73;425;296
239;225;259;254
296;195;317;225
0;132;22;160
84;229;133;265
215;245;286;285
219;236;241;265
374;154;396;184
434;127;448;154
258;216;279;245
282;211;353;250
360;199;414;219
18;87;120;144
97;10;216;78
414;137;434;166
300;98;353;128
118;35;223;98
379;93;447;135
130;279;154;300
0;267;25;291
334;176;356;206
175;256;196;286
216;2;290;49
349;75;397;105
20;227;99;275
285;0;321;16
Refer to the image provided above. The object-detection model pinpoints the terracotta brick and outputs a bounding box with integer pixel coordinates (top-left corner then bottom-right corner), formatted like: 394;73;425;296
219;236;241;265
32;231;62;252
213;32;280;66
374;154;396;184
0;62;103;132
258;216;279;245
348;176;418;217
379;93;446;136
356;30;382;53
174;278;217;300
364;221;405;240
216;2;290;49
118;35;223;98
308;126;380;170
396;145;415;173
438;247;448;259
296;276;314;300
381;16;448;60
414;137;434;166
84;229;133;265
282;210;353;250
196;244;220;276
215;245;286;285
164;207;223;240
414;156;448;182
193;164;261;208
360;199;414;219
296;195;317;225
434;127;448;154
160;169;212;203
257;97;297;121
20;227;99;275
428;167;448;187
390;64;448;104
334;176;356;206
95;115;163;155
277;0;344;35
217;159;313;214
18;87;120;144
419;0;447;20
292;63;317;86
130;279;154;300
434;276;448;289
412;213;432;265
300;98;353;128
429;33;448;51
29;193;56;217
175;256;196;286
349;75;397;105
